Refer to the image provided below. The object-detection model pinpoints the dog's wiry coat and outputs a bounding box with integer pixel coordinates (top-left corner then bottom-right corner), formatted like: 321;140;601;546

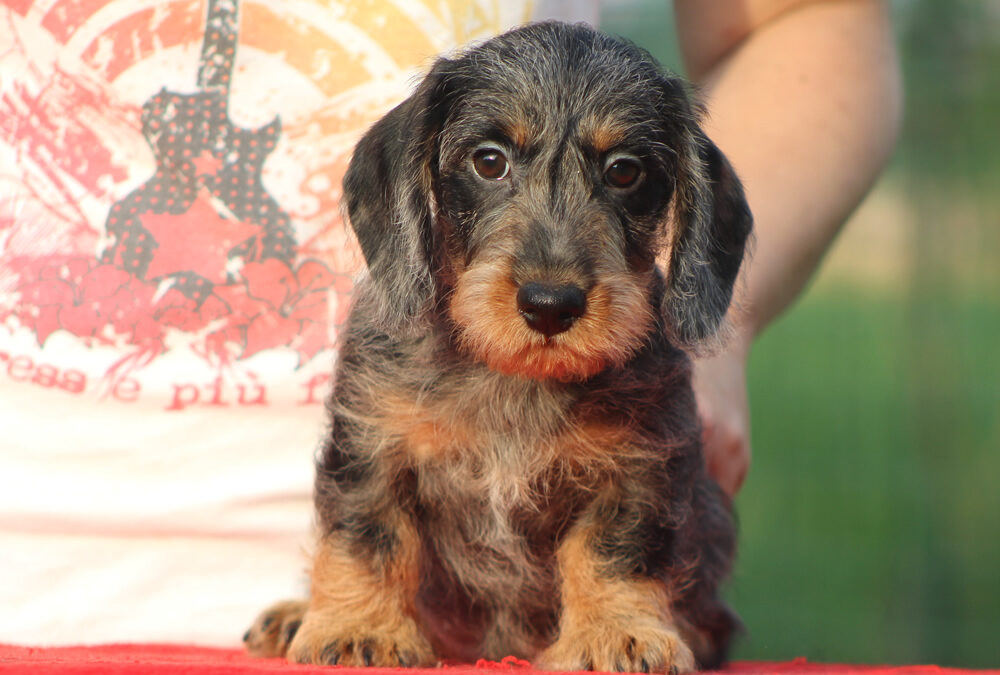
243;22;752;673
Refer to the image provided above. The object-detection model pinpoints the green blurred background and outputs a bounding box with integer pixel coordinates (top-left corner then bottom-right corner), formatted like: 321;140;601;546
602;0;1000;668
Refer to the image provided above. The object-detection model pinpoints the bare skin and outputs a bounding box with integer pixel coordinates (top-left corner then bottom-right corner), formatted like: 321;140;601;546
672;0;903;496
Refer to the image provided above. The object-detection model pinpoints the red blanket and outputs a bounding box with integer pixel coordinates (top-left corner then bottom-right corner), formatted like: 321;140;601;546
0;645;994;675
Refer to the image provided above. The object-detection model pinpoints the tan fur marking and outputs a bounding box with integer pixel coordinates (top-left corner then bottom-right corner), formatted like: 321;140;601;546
287;527;435;667
537;518;696;673
378;393;477;463
506;119;532;150
583;119;627;154
450;259;654;381
554;421;640;464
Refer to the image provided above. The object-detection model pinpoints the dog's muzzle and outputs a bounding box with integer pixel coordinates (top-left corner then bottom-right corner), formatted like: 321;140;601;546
516;282;587;338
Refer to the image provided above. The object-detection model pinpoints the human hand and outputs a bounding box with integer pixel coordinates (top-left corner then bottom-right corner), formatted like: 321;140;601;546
691;340;752;498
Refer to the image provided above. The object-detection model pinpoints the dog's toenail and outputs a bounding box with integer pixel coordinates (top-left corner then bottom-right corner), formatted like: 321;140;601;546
321;642;340;665
282;619;301;645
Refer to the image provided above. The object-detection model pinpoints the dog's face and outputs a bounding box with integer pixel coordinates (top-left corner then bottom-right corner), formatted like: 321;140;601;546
344;23;752;381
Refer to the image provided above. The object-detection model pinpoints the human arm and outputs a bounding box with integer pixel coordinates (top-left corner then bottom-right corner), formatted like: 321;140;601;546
672;0;903;495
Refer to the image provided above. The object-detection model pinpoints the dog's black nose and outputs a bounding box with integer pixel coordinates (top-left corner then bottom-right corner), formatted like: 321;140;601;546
516;282;586;338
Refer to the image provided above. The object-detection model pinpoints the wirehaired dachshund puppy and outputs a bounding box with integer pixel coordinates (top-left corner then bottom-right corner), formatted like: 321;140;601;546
244;21;752;673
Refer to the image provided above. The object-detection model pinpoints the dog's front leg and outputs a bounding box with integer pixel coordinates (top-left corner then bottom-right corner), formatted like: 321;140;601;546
286;515;435;667
536;496;696;674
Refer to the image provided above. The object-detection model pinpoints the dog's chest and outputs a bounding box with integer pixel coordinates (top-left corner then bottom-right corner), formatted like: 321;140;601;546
400;387;583;595
412;422;648;611
413;449;569;619
413;429;573;556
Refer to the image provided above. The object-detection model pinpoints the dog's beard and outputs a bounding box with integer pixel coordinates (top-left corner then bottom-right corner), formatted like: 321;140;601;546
449;259;655;382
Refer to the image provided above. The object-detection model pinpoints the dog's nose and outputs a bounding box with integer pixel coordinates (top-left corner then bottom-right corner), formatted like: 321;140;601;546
516;282;586;338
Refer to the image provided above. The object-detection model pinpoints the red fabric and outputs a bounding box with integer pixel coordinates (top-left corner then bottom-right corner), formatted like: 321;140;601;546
0;645;995;675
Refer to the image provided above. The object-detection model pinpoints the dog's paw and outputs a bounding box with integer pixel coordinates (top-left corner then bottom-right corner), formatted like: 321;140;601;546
243;599;308;658
287;613;436;667
536;620;696;674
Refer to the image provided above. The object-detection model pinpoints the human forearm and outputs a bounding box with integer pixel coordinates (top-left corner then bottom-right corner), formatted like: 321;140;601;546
674;0;903;342
672;0;902;496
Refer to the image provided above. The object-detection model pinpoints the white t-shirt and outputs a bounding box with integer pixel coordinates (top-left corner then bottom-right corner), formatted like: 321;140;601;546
0;0;599;647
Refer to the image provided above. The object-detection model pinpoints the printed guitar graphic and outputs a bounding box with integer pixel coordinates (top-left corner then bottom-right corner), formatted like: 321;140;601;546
5;0;347;370
101;0;295;298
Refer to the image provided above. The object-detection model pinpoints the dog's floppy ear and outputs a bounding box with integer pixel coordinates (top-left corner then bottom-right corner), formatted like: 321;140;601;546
342;62;454;337
662;127;753;349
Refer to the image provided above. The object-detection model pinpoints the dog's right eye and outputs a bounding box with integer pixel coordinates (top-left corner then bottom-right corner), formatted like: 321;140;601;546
603;156;643;190
472;148;510;181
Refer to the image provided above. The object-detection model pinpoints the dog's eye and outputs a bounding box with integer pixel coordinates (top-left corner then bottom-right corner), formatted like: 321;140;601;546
604;156;643;189
472;148;510;181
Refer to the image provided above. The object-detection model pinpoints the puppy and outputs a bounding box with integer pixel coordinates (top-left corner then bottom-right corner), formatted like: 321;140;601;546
244;22;752;673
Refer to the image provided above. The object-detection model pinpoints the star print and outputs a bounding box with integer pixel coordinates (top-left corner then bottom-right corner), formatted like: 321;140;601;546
141;187;260;283
192;149;223;178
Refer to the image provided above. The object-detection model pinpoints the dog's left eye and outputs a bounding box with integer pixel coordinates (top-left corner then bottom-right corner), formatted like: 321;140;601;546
604;156;643;189
472;147;510;181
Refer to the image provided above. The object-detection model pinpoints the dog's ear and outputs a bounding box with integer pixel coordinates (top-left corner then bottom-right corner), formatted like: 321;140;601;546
661;126;753;349
342;62;454;337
